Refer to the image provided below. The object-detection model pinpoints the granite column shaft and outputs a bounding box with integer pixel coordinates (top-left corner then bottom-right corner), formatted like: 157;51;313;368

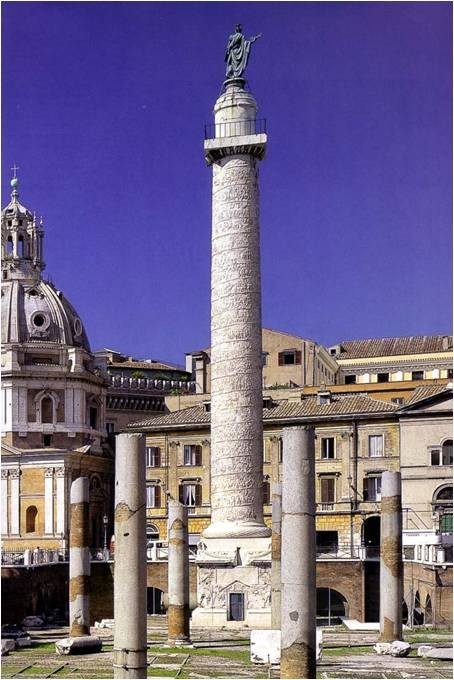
167;501;190;644
281;427;316;679
113;433;147;679
271;481;282;629
69;477;90;637
379;470;403;642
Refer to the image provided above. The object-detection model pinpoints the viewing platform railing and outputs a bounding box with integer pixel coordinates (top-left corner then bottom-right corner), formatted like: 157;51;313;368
204;118;267;140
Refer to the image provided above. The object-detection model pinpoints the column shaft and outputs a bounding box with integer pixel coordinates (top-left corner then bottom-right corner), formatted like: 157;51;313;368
167;501;190;644
69;477;90;637
113;433;147;679
207;152;265;537
379;470;403;641
281;427;316;679
271;482;282;629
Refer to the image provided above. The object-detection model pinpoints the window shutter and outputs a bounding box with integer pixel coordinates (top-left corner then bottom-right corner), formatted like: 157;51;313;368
363;478;369;501
195;445;202;466
179;485;184;504
278;352;284;366
295;351;302;365
156;447;161;467
195;484;202;506
155;486;161;508
263;482;270;504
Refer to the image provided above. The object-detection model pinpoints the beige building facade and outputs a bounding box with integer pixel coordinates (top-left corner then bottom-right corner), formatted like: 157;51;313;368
1;178;113;555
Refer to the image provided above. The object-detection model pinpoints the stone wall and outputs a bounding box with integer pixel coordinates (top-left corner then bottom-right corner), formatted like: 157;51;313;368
316;561;364;621
1;561;199;625
403;561;452;627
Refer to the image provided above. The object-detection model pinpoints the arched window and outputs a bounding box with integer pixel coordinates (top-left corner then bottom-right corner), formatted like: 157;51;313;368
6;236;13;255
442;440;453;466
263;481;270;505
425;595;433;624
26;506;38;533
41;397;54;423
18;235;24;257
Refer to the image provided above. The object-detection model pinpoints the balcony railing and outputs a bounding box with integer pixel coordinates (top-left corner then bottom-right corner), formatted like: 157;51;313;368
107;375;196;394
204;118;267;140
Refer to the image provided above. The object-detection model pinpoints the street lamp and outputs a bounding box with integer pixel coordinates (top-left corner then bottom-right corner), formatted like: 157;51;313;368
103;514;109;561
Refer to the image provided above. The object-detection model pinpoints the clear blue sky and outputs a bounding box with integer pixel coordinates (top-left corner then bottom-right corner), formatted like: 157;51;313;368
2;1;452;364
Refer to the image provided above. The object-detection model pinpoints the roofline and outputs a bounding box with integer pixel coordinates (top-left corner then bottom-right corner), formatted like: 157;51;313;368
396;388;452;413
126;410;399;433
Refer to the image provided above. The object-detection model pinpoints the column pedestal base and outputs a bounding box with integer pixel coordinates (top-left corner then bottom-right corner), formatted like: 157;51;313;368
192;535;271;630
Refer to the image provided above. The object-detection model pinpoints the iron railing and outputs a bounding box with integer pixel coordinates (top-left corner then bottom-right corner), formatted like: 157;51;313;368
204;118;266;140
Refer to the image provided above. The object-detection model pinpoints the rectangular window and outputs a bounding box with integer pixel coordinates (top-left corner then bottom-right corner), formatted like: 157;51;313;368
146;446;161;467
412;370;424;380
321;437;335;459
363;476;381;502
316;531;338;555
278;438;283;463
89;407;98;429
440;513;453;533
391;397;404;405
106;422;115;435
278;350;302;366
263;481;270;504
43;434;52;447
179;484;202;507
430;449;440;466
448;369;453;379
261;352;268;367
183;444;202;466
345;375;356;384
229;593;244;621
320;477;335;504
368;435;384;458
146;485;161;508
377;373;389;383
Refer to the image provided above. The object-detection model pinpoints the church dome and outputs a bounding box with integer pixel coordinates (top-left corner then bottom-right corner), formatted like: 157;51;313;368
1;174;91;352
1;279;91;351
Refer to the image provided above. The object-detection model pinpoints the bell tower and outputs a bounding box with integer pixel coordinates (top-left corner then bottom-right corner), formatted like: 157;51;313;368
1;168;45;282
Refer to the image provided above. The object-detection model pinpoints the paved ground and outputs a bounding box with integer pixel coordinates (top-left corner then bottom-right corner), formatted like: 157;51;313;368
1;618;452;679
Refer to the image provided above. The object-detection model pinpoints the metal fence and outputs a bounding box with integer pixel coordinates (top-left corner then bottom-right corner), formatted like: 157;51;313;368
204;118;266;140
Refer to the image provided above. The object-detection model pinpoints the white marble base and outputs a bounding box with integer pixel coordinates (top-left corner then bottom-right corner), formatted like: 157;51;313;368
192;535;271;630
250;629;281;664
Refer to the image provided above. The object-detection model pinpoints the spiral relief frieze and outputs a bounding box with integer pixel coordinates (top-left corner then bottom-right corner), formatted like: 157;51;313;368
207;150;269;536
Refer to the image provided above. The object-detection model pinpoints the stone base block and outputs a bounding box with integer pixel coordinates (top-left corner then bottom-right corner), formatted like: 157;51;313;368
55;636;102;655
251;630;281;664
418;646;453;660
374;641;411;657
1;639;16;656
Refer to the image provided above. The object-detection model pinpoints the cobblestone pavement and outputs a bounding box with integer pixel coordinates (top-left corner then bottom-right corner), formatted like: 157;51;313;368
1;619;452;679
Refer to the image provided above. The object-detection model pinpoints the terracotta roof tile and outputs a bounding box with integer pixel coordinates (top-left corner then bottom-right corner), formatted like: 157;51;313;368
336;335;452;360
404;384;452;406
128;393;398;430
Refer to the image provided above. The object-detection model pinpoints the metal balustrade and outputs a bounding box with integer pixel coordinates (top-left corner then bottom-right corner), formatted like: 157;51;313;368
204;118;267;140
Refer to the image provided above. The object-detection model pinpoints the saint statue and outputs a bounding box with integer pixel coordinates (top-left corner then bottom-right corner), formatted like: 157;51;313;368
225;24;261;79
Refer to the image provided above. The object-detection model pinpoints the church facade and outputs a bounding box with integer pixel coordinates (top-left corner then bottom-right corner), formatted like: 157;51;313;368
1;176;113;554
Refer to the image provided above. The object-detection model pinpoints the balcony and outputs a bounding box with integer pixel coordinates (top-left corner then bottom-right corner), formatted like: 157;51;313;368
204;118;266;140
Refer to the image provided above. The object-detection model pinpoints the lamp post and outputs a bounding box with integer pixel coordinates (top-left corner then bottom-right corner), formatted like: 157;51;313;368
103;514;109;561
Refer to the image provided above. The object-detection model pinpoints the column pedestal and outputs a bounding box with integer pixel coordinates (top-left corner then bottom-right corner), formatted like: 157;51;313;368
192;536;271;629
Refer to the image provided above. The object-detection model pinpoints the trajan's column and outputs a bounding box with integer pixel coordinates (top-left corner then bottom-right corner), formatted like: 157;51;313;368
192;25;271;629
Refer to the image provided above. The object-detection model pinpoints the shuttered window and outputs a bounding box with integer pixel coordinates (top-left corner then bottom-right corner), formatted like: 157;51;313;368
183;445;202;466
263;481;270;505
146;447;161;467
368;435;384;458
320;478;335;503
278;350;302;366
179;484;202;506
146;485;161;508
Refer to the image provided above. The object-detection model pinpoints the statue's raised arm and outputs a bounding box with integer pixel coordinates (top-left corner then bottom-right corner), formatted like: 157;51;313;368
225;24;262;79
